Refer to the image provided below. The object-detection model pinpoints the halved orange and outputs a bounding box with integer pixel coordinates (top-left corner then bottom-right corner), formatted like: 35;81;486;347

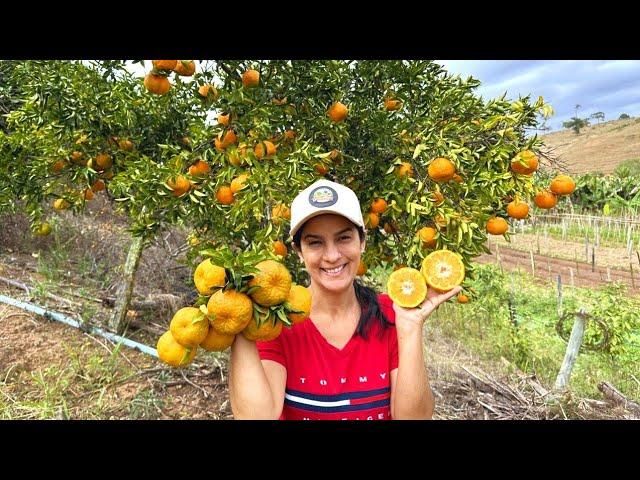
420;250;465;293
387;267;427;308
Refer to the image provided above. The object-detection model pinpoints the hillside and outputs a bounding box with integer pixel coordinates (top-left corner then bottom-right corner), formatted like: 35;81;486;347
539;117;640;175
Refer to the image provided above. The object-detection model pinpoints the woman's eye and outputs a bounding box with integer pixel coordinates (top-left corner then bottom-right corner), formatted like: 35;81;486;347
340;236;351;241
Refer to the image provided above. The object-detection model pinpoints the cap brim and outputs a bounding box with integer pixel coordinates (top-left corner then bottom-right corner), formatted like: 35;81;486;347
289;209;365;239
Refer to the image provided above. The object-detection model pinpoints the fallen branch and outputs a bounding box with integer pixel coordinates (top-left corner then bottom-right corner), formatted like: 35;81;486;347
597;381;640;414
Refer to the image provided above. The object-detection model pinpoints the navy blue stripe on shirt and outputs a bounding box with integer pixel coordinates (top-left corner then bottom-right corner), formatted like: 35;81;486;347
285;397;390;413
285;386;390;402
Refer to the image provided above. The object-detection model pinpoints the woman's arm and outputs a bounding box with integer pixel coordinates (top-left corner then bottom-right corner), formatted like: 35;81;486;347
228;334;286;419
390;286;462;420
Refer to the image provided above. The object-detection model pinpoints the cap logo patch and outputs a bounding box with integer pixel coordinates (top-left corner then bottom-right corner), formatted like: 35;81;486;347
309;186;338;207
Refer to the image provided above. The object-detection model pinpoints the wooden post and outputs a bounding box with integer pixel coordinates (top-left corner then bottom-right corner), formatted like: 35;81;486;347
562;218;567;240
569;267;575;287
585;236;589;262
630;262;635;289
595;223;600;248
554;308;588;392
109;236;145;334
536;230;541;255
529;249;535;277
557;275;563;318
591;246;596;273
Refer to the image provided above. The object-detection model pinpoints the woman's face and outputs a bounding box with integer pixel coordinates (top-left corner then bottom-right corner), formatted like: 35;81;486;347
297;214;365;294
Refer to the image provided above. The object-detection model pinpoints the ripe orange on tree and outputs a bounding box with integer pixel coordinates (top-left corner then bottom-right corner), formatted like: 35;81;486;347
534;190;558;209
510;150;539;175
420;249;465;293
95;153;112;170
418;226;437;248
52;160;66;173
218;113;230;126
284;129;296;140
457;293;470;304
273;240;288;257
216;186;234;205
396;161;414;178
506;200;529;219
242;69;260;88
428;157;456;182
248;259;292;307
271;203;291;224
118;139;133;151
370;198;388;214
207;289;254;335
144;73;170;95
91;179;105;192
387;267;427;308
254;140;277;159
365;212;380;229
198;84;218;99
384;98;402;111
315;163;329;175
550;174;576;196
230;173;249;193
167;175;191;197
328;101;348;123
174;60;196;76
152;60;177;71
486;216;509;235
188;160;211;177
357;260;367;276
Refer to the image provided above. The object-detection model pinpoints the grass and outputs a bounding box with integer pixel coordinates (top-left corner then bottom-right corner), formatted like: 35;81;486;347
0;340;138;419
419;263;640;403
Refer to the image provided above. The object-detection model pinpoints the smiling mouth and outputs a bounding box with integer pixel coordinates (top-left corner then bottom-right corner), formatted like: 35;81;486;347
320;264;348;276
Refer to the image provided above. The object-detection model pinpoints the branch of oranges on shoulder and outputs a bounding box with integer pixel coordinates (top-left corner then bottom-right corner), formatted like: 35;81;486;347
156;245;311;368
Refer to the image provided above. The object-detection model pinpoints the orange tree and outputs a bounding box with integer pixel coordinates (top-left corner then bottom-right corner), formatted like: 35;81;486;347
1;59;557;330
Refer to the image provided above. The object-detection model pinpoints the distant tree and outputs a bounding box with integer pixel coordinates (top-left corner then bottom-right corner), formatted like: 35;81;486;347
563;116;590;134
590;111;605;124
619;113;631;119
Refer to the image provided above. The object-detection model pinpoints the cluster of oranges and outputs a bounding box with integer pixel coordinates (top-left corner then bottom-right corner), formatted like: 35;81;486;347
157;258;312;368
485;150;576;236
143;60;196;96
45;134;132;227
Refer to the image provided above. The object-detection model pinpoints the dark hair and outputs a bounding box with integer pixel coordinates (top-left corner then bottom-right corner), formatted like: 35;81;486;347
292;222;392;340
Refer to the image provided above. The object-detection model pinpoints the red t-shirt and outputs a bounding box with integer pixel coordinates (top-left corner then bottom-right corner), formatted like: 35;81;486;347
256;293;398;420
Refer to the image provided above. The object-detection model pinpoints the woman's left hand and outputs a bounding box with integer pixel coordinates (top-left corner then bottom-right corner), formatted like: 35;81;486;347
392;286;462;330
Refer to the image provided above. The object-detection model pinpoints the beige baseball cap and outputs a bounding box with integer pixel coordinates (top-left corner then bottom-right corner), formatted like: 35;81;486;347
289;179;365;238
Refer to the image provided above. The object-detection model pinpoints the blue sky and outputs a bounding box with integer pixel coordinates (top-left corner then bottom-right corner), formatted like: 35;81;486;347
436;60;640;132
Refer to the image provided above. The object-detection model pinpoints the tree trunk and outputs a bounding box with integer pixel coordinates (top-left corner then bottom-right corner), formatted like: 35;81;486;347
554;309;587;391
109;235;144;334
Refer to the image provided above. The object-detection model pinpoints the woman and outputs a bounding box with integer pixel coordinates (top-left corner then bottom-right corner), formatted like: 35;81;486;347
229;179;461;419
